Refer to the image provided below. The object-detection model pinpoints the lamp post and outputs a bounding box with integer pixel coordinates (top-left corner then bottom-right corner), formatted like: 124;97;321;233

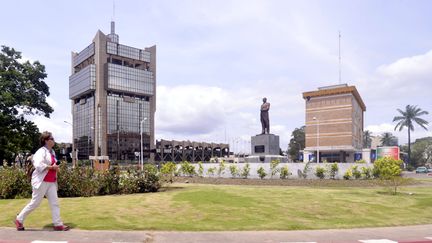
313;117;320;163
64;120;77;167
140;117;148;170
89;126;94;167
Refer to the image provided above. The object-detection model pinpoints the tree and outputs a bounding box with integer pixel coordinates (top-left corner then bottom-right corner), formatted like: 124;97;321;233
0;45;53;164
372;157;408;195
288;126;305;161
363;130;372;148
393;105;429;166
380;132;398;146
410;137;432;167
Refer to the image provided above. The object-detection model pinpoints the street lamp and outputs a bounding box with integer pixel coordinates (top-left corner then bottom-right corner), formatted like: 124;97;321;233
313;117;320;163
89;126;94;167
64;120;77;167
140;117;148;170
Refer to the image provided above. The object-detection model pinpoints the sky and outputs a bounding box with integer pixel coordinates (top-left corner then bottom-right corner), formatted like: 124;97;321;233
1;0;432;153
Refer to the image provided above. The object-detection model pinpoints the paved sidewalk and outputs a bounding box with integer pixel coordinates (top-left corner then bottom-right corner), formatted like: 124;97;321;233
0;224;431;243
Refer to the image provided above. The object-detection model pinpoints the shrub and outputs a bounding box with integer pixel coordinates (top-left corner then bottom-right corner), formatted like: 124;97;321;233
0;165;31;199
373;157;404;195
280;165;290;179
96;166;121;195
217;160;226;177
355;159;366;164
343;168;352;180
373;157;403;179
327;163;339;179
315;166;326;179
361;166;372;179
1;163;161;198
257;166;267;179
351;165;361;179
179;161;196;177
229;164;239;178
160;162;177;183
57;164;98;197
197;162;204;177
241;163;250;179
270;159;280;178
302;162;312;179
207;166;216;177
121;164;161;194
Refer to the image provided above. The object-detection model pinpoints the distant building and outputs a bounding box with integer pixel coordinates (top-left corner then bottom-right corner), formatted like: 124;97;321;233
155;139;230;162
302;84;366;162
69;21;156;162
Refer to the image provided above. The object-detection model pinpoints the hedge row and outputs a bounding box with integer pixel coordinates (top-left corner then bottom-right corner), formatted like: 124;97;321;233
0;163;161;199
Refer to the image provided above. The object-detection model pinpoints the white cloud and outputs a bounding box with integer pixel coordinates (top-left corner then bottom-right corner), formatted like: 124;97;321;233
156;85;228;135
155;80;305;151
365;123;395;135
31;116;72;143
366;123;432;145
46;97;58;109
377;50;432;80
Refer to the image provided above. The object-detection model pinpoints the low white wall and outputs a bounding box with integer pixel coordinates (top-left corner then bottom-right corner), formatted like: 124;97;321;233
174;162;373;179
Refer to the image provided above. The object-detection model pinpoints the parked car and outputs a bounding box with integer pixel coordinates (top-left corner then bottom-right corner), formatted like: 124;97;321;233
415;166;429;173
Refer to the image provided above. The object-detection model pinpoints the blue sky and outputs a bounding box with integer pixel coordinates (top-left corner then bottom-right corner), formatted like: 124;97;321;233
1;0;431;153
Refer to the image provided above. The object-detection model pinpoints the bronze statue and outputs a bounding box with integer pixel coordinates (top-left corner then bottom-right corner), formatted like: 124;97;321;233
260;97;270;134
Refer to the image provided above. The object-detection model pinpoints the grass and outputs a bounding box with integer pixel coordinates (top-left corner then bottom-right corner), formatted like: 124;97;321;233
1;183;432;231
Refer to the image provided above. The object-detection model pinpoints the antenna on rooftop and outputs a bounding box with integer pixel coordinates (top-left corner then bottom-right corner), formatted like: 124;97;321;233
112;1;116;21
338;31;342;84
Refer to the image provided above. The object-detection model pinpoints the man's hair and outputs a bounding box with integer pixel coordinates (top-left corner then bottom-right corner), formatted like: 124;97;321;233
40;131;52;147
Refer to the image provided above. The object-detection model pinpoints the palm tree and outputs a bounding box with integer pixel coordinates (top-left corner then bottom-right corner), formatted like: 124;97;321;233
363;130;372;148
393;105;429;165
380;132;397;146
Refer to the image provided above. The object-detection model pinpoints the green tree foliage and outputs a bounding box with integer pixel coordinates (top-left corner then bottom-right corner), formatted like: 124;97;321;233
363;130;372;148
0;46;53;164
393;105;429;166
410;138;432;167
380;132;398;146
373;157;403;179
288;126;305;161
373;157;407;195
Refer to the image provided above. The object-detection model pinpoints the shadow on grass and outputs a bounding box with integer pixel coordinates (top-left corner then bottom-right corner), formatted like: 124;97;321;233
159;185;186;193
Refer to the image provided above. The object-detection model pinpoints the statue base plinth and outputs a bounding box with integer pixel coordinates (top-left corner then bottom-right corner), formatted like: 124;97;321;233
250;133;280;157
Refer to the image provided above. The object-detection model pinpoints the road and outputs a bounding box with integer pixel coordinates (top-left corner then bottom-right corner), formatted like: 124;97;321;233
0;224;432;243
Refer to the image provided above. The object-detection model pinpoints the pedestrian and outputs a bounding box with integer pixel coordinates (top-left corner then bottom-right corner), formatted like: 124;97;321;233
15;131;70;231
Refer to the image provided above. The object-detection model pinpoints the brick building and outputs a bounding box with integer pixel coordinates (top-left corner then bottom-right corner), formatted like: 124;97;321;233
302;84;366;162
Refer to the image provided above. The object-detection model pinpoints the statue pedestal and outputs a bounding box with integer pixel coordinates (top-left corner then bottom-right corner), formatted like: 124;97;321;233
251;134;280;155
245;134;285;163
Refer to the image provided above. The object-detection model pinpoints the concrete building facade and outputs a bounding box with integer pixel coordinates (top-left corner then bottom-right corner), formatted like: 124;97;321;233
69;22;156;162
302;84;366;162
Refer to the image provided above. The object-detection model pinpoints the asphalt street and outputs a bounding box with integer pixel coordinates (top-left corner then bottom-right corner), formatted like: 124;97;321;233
0;224;431;243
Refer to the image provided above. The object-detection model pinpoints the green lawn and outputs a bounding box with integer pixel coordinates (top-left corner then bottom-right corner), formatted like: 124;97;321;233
1;183;432;231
